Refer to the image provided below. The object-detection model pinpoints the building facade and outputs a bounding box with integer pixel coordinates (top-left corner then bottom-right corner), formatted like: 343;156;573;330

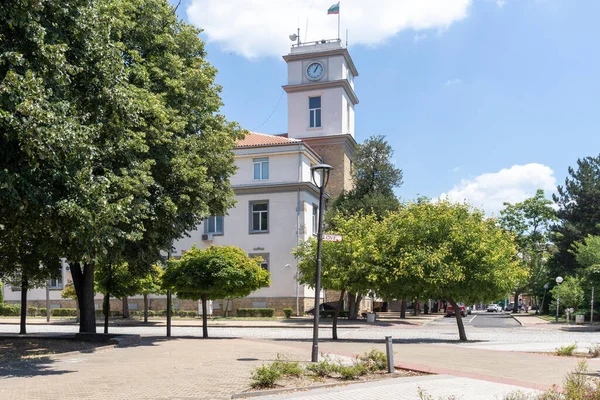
2;39;360;316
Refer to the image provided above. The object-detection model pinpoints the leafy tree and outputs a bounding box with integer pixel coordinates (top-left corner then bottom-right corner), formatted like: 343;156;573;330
294;213;380;339
95;263;140;333
552;155;600;277
162;246;270;338
549;276;584;316
499;189;557;313
1;0;241;333
62;281;79;322
379;200;525;341
138;265;165;323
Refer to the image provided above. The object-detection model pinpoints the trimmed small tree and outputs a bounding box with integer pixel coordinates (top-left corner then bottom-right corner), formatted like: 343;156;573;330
379;200;526;341
95;263;140;333
138;265;165;323
162;245;270;338
549;276;584;316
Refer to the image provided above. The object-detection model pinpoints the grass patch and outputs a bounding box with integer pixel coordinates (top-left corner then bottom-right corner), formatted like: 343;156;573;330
555;343;577;357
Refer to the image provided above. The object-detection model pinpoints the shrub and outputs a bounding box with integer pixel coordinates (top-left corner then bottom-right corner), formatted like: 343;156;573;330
271;355;303;377
338;363;368;380
28;306;38;316
39;307;47;316
176;310;197;318
359;349;388;372
51;308;78;317
237;308;275;318
0;304;20;316
305;358;339;377
555;343;577;356
250;365;281;389
283;308;293;319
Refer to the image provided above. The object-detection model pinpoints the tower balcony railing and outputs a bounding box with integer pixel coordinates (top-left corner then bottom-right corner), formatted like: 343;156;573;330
291;38;342;54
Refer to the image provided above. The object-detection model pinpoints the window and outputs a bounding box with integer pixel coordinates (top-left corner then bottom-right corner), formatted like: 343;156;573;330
250;201;269;233
249;253;269;272
49;277;62;289
253;158;269;180
309;96;321;128
204;216;224;235
312;204;318;235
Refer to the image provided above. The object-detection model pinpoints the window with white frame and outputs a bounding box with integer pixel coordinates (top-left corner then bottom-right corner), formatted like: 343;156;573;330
249;253;269;272
253;158;269;180
309;96;321;128
312;204;318;235
48;276;63;289
250;201;269;233
204;216;224;235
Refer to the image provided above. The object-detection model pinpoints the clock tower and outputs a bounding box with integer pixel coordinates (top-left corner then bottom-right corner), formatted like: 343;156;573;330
282;39;358;197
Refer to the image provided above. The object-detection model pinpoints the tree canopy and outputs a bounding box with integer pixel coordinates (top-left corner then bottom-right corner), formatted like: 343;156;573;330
162;245;270;337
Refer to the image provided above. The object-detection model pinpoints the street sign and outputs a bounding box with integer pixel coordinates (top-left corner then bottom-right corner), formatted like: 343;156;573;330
322;234;343;242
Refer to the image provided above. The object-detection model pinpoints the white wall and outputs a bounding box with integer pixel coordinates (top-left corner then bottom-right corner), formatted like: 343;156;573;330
288;86;345;139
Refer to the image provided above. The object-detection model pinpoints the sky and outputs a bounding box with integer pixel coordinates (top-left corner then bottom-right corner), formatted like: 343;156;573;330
172;0;600;215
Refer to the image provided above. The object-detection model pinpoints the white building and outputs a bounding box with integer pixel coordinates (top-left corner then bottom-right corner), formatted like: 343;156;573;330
2;39;360;316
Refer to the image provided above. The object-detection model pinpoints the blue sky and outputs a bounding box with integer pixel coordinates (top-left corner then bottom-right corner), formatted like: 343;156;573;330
174;0;600;214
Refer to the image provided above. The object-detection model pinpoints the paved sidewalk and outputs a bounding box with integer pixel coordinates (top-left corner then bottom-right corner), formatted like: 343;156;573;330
267;339;600;390
252;374;540;400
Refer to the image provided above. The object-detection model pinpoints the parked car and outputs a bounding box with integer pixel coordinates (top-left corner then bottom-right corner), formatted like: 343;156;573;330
487;304;501;312
446;303;467;317
506;302;515;313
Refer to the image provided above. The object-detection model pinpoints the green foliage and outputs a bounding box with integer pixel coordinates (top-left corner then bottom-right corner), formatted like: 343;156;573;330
549;276;584;314
95;263;140;300
138;266;165;296
328;135;402;223
0;282;3;304
589;344;600;358
175;310;197;318
236;308;275;318
0;304;20;316
27;306;38;316
250;365;281;389
555;343;577;356
271;355;303;377
283;308;293;318
305;358;340;377
358;349;388;372
39;308;47;316
163;246;270;301
552;155;600;276
337;363;368;380
61;282;78;301
51;308;78;317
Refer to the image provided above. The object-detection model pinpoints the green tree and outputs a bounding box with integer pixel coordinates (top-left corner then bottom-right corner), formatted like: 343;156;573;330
294;213;380;339
549;276;584;316
1;0;241;333
551;155;600;277
138;265;165;323
380;201;525;341
62;281;79;322
499;189;557;313
162;246;270;338
95;263;140;333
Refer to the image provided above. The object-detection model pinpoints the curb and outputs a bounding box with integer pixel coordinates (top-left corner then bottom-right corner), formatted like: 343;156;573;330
509;314;524;326
231;382;348;399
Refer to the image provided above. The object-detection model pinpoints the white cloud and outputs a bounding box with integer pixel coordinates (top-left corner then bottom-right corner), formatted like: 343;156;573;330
413;33;428;43
186;0;472;58
452;166;461;173
438;163;557;215
445;78;462;87
496;0;506;8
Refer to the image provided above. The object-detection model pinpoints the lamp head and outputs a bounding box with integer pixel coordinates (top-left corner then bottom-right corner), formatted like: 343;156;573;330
544;284;549;290
556;276;564;284
310;164;333;189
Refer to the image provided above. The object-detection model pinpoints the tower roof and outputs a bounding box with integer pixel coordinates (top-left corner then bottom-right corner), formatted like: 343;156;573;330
236;131;301;148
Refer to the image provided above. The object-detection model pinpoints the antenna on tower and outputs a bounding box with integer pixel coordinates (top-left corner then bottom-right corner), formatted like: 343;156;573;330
346;29;348;47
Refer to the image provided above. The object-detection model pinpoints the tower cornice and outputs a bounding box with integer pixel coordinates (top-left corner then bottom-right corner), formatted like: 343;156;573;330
283;48;359;77
282;79;359;105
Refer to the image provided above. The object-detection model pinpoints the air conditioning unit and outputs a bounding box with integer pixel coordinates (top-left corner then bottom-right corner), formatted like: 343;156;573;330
202;234;214;241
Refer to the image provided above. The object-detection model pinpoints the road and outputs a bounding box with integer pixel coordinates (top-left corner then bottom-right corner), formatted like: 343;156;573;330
431;312;520;328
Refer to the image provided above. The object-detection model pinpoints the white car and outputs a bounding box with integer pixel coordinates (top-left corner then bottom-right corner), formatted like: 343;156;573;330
487;304;501;312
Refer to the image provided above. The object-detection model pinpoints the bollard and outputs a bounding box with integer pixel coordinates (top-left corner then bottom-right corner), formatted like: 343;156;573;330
385;336;394;373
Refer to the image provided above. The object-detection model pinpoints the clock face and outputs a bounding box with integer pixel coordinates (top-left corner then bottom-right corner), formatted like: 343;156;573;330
306;62;324;80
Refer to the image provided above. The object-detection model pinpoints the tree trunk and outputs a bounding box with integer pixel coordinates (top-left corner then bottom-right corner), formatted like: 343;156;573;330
400;299;406;319
513;291;519;313
75;299;80;323
122;297;129;318
71;261;97;333
332;287;346;341
143;294;149;323
201;294;208;338
19;276;28;335
447;297;467;341
412;300;418;316
224;298;230;318
103;293;110;334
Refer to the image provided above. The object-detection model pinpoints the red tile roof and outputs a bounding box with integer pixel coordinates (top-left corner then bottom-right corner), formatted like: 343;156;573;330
236;132;300;148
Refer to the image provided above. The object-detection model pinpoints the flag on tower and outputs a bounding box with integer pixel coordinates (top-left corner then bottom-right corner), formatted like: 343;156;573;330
327;2;340;15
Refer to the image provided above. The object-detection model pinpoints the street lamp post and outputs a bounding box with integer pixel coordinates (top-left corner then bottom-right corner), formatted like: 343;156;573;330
539;283;549;316
310;163;333;363
555;276;563;322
